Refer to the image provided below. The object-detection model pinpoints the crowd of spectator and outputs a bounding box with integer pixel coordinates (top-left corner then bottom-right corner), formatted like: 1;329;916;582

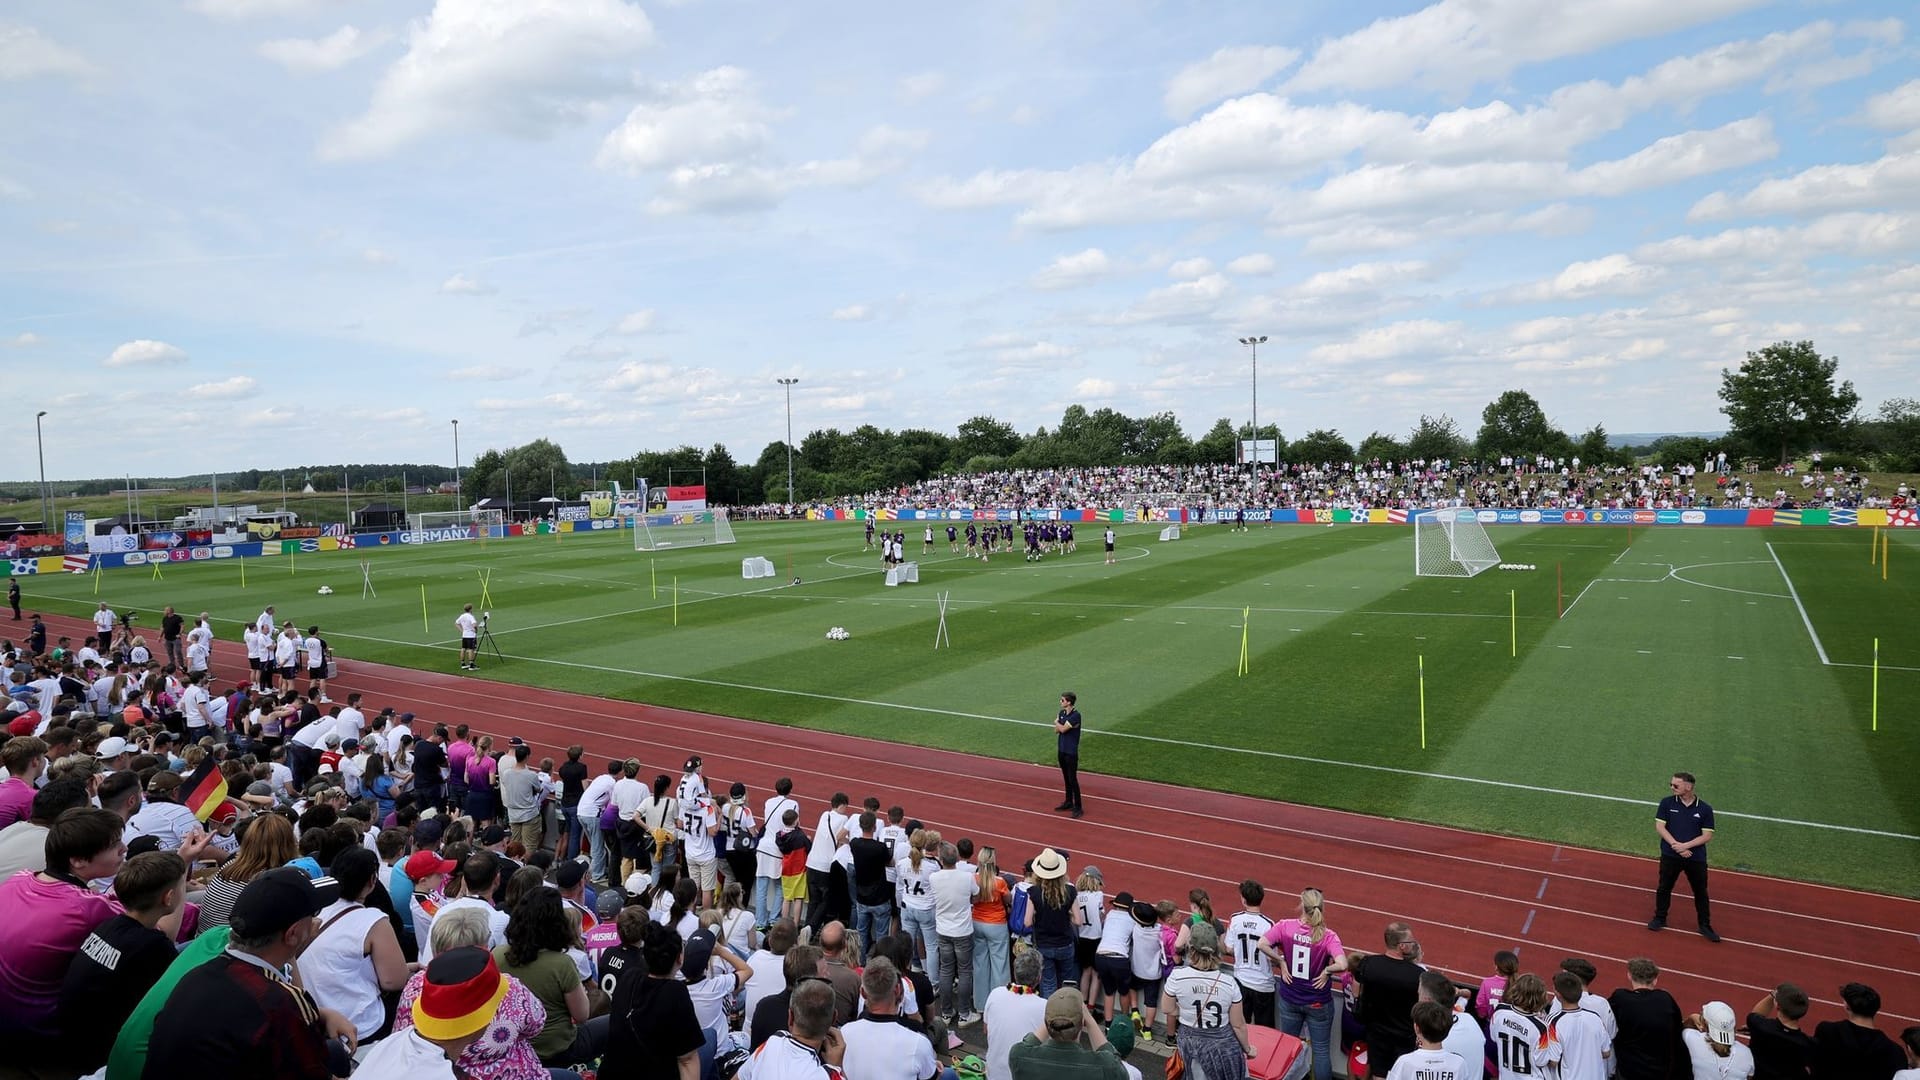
2;612;1918;1080
783;458;1909;516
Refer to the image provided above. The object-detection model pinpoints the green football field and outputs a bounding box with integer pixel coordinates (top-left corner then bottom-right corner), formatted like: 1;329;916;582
15;520;1918;894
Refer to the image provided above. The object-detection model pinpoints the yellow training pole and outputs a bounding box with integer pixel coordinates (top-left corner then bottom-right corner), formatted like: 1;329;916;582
1238;606;1250;676
420;585;429;633
1418;655;1427;749
1872;526;1879;564
1884;532;1890;581
240;559;246;588
1510;590;1516;658
1871;638;1879;732
672;577;678;626
651;559;657;599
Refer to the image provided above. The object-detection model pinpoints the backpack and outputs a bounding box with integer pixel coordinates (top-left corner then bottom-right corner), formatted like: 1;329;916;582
1008;883;1033;936
726;805;755;853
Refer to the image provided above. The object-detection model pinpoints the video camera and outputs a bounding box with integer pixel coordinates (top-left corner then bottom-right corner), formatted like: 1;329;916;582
119;610;137;628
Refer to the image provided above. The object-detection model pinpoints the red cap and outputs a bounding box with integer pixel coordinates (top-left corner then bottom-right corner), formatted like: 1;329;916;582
404;850;458;881
7;712;40;737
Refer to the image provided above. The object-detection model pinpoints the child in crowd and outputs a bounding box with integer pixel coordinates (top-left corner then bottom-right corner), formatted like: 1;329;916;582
1475;949;1518;1020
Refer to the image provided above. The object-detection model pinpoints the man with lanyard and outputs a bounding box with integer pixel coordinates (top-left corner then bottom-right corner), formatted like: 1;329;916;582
1052;691;1083;818
143;868;357;1078
455;604;479;671
739;977;846;1079
1647;770;1719;943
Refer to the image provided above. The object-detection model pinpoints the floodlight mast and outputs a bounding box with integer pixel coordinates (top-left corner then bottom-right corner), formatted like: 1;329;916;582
1238;336;1267;469
777;377;800;509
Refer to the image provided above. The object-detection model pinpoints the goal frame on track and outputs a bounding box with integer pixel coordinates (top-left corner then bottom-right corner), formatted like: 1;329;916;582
1413;509;1500;578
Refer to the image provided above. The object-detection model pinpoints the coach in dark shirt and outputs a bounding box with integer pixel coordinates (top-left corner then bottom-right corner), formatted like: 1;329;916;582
1053;691;1083;817
1648;770;1718;942
1606;958;1682;1080
1352;922;1423;1077
1747;983;1816;1080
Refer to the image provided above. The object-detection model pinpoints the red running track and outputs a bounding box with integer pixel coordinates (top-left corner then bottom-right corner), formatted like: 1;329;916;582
28;611;1920;1024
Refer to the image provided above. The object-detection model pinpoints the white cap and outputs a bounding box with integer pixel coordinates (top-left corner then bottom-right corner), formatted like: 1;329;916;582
1702;1001;1736;1046
625;872;649;895
95;736;131;759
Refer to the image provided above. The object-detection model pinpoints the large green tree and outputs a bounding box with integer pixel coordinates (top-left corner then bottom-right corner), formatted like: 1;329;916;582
1406;414;1468;462
1718;340;1859;465
1476;390;1568;459
1289;428;1354;463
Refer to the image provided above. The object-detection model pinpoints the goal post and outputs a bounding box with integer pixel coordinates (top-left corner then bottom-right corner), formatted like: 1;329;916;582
1413;510;1500;578
407;509;502;536
634;509;737;551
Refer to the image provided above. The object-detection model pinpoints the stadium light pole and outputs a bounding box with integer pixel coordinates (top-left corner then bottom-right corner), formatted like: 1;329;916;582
34;410;49;531
1238;336;1267;468
777;377;800;508
451;419;461;509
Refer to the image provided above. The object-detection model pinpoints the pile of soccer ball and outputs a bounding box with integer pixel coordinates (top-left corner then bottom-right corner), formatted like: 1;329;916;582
316;585;334;595
824;626;850;640
1498;563;1537;572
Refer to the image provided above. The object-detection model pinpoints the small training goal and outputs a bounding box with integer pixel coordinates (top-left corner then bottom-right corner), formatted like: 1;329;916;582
407;509;502;536
1413;509;1500;578
635;509;737;551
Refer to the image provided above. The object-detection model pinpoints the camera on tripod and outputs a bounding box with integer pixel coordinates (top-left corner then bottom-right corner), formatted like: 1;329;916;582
119;611;138;629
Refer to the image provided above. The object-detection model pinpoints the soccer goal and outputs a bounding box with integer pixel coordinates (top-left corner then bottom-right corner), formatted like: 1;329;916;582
1413;510;1500;578
407;509;502;535
635;509;737;551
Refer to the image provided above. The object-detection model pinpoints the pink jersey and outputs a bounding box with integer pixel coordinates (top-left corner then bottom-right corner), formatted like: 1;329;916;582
1262;918;1344;1007
1475;974;1508;1019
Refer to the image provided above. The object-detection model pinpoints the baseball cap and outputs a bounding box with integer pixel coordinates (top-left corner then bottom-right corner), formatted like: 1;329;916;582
404;849;458;882
340;738;359;752
595;889;626;919
229;867;341;938
728;781;746;800
553;860;587;890
1044;987;1085;1032
399;712;414;722
414;818;446;846
241;780;277;807
126;835;162;857
147;771;182;795
94;736;130;759
625;871;649;895
684;755;702;771
681;927;717;982
8;712;39;737
479;824;508;846
1106;1016;1136;1056
414;947;508;1042
1702;1001;1736;1046
207;801;240;825
323;733;340;747
1111;891;1134;909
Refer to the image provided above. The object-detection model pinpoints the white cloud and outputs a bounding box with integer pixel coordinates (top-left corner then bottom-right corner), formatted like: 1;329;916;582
899;71;944;101
0;174;26;200
1510;254;1664;301
106;340;188;367
1863;79;1920;130
1295;260;1433;297
1690;149;1920;220
1008;104;1038;125
440;272;493;294
0;22;91;80
259;26;388;74
612;309;657;334
1638;211;1920;264
1167;257;1214;279
1095;273;1231;325
447;364;529;380
6;332;41;347
830;304;872;321
1308;319;1461;365
1162;45;1300;119
1287;0;1768;95
1074;377;1118;397
597;67;772;174
188;0;338;16
186;375;259;399
361;247;395;265
1576;116;1778;193
1226;253;1276;275
1031;248;1120;290
321;0;654;160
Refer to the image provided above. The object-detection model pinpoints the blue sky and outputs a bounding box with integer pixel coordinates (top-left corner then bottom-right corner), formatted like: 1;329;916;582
3;0;1916;480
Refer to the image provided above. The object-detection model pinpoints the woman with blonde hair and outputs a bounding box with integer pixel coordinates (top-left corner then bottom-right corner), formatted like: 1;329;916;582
895;827;940;973
1165;922;1254;1079
1256;888;1345;1080
463;735;498;826
969;846;1011;1013
196;813;296;932
1028;847;1078;996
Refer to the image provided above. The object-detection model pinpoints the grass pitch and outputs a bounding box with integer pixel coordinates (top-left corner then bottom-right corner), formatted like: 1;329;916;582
16;521;1918;894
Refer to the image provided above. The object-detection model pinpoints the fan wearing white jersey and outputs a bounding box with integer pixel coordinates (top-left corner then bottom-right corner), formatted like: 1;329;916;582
1387;1001;1469;1080
1489;974;1555;1080
1223;879;1275;1027
1543;971;1611;1080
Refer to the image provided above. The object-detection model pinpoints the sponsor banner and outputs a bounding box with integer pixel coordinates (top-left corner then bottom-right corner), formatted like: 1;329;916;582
1519;510;1541;524
1655;510;1682;525
64;511;86;551
1496;509;1521;524
398;526;477;544
588;497;614;519
9;559;39;576
6;532;69;557
1747;509;1775;526
615;498;642;517
1859;508;1888;527
212;546;237;558
62;553;90;573
170;548;192;562
1386;509;1407;524
88;532;138;554
556;504;590;521
190;546;212;560
664;484;707;512
124;551;148;565
1890;507;1918;528
321;523;347;537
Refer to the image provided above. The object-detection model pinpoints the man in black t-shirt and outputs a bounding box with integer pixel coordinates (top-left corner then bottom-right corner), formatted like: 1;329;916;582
558;743;589;858
1649;770;1718;941
58;851;188;1074
161;607;185;670
1811;982;1905;1080
1746;982;1816;1080
1053;691;1083;818
849;812;893;959
1351;922;1423;1077
595;907;649;1003
1606;957;1683;1080
602;922;706;1078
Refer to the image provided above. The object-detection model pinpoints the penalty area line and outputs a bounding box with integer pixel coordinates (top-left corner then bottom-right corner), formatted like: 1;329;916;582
1765;542;1831;666
480;648;1919;842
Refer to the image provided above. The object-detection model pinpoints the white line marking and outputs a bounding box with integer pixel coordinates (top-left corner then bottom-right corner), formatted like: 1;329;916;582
1767;542;1831;665
1727;656;1745;661
1561;578;1599;619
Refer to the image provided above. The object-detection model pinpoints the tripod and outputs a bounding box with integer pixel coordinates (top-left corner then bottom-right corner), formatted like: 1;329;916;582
475;615;505;666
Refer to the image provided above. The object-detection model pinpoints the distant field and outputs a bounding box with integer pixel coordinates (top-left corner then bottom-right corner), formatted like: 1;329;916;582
14;519;1918;894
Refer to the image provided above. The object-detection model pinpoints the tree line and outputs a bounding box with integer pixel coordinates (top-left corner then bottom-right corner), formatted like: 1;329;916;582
6;340;1908;507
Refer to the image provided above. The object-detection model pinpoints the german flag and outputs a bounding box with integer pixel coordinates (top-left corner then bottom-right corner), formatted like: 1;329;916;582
182;758;229;822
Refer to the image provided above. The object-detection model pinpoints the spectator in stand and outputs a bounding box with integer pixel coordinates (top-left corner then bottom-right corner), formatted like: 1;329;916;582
602;922;706;1078
411;724;449;816
0;778;90;879
752;942;825;1050
1007;986;1126;1080
143;867;357;1079
1545;970;1611;1080
755;778;799;931
818;920;864;1026
841;956;940;1080
394;905;550;1080
1476;950;1519;1020
577;758;620;887
304;847;415;1044
55;851;188;1075
1489;974;1555;1080
1387;1002;1469;1080
1551;958;1619;1059
985;945;1048;1080
848;810;894;961
1608;957;1684;1080
1260;887;1346;1080
427;852;509;962
1164;922;1254;1079
969;845;1012;1014
1223;879;1274;1029
930;840;977;1025
1350;921;1423;1078
555;744;588;859
1681;1001;1755;1080
0;734;48;828
198;812;297;933
358;946;509;1080
1812;982;1906;1080
1746;983;1816;1080
495;883;608;1069
1897;1029;1920;1080
500;743;543;855
895;828;939;972
1418;971;1483;1075
1027;848;1077;999
463;734;499;828
744;918;797;1021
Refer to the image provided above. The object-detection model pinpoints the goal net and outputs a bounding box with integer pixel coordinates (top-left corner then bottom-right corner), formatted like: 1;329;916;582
407;509;503;536
635;509;737;551
1413;510;1500;578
